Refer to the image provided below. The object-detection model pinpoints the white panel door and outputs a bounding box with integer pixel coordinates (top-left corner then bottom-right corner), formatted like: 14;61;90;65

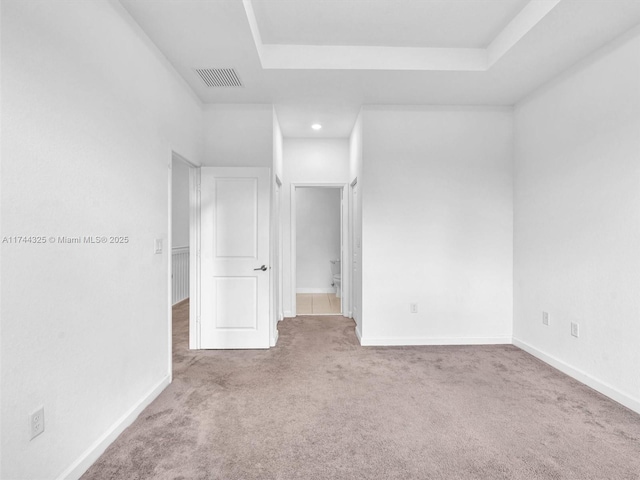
201;167;270;349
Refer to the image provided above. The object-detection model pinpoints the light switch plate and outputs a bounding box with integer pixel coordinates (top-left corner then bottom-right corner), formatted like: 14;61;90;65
542;311;550;326
571;322;579;337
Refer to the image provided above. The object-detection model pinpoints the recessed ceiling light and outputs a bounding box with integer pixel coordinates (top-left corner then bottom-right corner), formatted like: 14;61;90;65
311;123;322;130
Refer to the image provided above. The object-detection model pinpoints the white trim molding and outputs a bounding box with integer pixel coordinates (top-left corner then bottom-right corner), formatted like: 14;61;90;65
189;166;201;350
355;324;363;344
57;375;171;480
242;0;561;71
270;329;279;347
359;336;513;347
513;338;640;416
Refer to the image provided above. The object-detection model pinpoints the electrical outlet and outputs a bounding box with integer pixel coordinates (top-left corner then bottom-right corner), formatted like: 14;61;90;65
571;322;580;338
410;303;418;314
30;407;44;440
542;311;550;326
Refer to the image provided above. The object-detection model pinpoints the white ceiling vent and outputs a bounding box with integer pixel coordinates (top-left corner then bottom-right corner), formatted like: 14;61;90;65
194;68;243;87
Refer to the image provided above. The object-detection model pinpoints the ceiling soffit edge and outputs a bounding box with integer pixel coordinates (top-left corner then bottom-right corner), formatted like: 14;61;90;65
242;0;561;72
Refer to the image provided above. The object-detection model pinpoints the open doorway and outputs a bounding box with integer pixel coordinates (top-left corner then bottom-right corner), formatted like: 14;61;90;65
171;159;191;305
169;152;200;364
292;186;344;315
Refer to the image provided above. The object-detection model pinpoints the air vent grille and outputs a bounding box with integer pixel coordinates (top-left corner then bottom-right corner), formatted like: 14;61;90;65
194;68;243;87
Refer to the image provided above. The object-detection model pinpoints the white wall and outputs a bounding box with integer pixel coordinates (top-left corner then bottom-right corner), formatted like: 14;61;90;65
203;104;273;166
296;188;341;292
271;110;284;339
282;138;350;316
349;112;363;332
171;159;190;248
0;1;203;478
360;106;513;345
513;25;640;413
349;111;363;183
273;108;284;180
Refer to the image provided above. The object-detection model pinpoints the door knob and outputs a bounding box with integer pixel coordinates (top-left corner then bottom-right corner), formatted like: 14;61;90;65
254;265;267;271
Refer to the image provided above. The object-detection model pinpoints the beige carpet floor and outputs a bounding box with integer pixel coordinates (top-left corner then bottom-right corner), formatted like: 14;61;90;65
82;301;640;479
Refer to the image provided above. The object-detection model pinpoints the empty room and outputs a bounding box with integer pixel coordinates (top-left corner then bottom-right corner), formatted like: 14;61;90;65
1;0;640;479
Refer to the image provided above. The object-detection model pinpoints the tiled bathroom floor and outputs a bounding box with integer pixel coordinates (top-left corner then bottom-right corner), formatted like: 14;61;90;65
296;293;341;315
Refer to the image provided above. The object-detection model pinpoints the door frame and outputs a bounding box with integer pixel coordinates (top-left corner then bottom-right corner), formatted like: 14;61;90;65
270;175;283;346
349;177;359;330
290;183;350;317
188;164;201;350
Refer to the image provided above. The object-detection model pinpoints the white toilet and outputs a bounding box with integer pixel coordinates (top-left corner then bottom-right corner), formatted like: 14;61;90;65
330;259;341;298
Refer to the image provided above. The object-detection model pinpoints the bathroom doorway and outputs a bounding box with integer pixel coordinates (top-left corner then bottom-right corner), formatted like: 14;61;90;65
291;185;345;315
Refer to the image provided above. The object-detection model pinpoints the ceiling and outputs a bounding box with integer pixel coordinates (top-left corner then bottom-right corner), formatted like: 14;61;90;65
119;0;640;137
251;0;530;48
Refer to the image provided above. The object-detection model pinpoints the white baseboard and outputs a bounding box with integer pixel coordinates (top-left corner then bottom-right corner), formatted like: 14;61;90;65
57;375;171;480
270;329;279;347
359;335;512;347
283;310;293;318
512;338;640;415
296;288;336;294
355;324;363;344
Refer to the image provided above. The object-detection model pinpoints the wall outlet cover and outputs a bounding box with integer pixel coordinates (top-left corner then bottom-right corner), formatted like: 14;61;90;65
30;407;44;440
